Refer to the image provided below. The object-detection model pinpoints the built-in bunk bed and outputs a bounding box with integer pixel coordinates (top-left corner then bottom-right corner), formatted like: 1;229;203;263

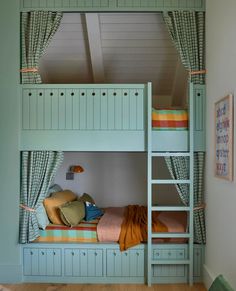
19;0;206;286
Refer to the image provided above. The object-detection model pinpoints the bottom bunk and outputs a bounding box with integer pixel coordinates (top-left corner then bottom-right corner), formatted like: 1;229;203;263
22;243;204;284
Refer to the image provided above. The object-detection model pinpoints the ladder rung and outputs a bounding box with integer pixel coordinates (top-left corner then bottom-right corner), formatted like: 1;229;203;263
151;179;190;184
151;260;190;265
151;152;190;157
152;233;191;238
151;206;190;211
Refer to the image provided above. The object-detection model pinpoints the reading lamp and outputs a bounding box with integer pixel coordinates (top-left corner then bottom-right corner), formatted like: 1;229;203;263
66;165;84;180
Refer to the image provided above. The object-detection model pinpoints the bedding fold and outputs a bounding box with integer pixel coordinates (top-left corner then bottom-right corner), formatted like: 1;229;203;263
118;205;168;251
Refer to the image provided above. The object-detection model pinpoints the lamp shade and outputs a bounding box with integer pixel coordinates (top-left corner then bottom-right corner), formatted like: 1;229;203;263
70;165;84;173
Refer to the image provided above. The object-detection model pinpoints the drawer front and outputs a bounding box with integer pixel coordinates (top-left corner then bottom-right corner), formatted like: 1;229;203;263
23;248;61;276
106;249;144;277
64;248;103;277
153;248;186;260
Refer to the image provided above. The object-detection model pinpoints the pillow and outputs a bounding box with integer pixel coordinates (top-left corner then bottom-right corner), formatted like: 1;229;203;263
43;190;77;225
47;184;63;197
84;201;104;221
78;193;95;204
36;204;50;230
59;201;85;227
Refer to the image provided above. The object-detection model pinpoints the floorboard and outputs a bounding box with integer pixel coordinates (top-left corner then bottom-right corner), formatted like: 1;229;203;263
1;283;207;291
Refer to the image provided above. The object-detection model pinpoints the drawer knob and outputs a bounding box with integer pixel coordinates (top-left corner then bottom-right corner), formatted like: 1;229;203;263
41;252;44;255
94;252;97;256
72;252;74;256
113;252;116;256
53;251;56;256
83;252;86;256
136;252;139;256
125;252;128;256
30;251;33;255
168;252;171;256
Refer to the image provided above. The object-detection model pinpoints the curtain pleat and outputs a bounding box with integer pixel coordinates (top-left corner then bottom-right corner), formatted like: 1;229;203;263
165;153;206;244
163;11;205;84
19;151;64;243
21;11;62;84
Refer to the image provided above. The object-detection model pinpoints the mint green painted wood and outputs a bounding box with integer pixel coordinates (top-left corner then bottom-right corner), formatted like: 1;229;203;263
21;84;147;151
194;84;206;151
0;1;21;279
20;0;205;11
38;249;47;276
152;131;188;151
22;243;203;284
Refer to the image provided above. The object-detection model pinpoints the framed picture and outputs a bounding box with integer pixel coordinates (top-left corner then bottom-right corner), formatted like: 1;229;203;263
215;94;234;181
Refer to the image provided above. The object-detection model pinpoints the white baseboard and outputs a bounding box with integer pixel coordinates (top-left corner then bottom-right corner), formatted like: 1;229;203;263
0;265;22;283
203;264;216;289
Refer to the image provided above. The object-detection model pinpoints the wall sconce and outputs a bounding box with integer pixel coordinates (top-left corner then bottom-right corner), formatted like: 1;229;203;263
66;165;84;180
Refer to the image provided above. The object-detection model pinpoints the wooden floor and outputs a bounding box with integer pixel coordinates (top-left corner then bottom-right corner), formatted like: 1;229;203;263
1;284;207;291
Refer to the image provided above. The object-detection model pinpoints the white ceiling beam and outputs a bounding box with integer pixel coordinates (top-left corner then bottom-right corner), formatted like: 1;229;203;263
85;13;105;83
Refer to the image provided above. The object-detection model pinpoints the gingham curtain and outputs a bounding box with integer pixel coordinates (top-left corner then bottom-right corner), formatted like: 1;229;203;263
19;151;64;243
163;11;205;84
21;11;62;84
165;152;206;244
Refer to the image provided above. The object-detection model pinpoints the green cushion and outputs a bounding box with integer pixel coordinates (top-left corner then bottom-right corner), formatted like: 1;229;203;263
209;275;234;291
59;200;85;227
78;193;95;204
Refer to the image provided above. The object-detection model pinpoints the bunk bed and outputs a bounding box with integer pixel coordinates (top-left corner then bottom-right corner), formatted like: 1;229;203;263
19;0;206;286
20;82;205;284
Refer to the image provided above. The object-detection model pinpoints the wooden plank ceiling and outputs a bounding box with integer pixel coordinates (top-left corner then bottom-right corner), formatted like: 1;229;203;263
40;13;187;104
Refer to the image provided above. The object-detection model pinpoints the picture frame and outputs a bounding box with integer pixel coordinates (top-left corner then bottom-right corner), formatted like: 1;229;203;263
215;94;234;181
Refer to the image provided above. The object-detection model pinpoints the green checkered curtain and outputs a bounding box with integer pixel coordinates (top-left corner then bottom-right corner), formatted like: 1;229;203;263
165;152;206;244
19;151;64;243
163;11;205;84
21;11;62;84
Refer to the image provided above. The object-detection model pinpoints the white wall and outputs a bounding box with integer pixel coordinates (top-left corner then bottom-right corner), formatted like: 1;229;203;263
205;0;236;289
54;152;181;207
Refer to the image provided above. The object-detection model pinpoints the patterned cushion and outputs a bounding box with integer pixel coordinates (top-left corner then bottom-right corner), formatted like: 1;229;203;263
43;190;77;225
59;201;85;227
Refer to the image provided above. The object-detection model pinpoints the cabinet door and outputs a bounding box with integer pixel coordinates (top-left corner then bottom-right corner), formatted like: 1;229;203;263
87;249;103;277
38;249;47;276
64;249;80;277
129;249;144;277
107;249;122;277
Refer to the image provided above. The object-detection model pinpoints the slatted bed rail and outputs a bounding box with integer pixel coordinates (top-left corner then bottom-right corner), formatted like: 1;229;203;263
20;84;147;151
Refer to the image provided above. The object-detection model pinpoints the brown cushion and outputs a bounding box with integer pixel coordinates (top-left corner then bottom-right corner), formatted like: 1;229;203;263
78;193;95;204
59;201;85;227
43;190;77;224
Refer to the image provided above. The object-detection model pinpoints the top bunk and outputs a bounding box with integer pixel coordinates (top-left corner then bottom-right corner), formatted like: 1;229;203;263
20;82;205;151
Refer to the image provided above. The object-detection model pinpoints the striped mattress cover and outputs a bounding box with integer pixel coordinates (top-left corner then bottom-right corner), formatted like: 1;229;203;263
35;219;99;243
152;108;188;130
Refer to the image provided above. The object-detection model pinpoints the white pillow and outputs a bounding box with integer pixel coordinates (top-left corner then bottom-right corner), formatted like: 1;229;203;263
36;204;50;230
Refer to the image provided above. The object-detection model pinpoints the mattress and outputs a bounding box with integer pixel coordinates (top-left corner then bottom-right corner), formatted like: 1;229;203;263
152;108;188;130
35;219;99;243
97;207;187;243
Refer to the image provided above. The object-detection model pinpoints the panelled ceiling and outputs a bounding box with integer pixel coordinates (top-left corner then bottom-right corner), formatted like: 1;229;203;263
40;13;187;100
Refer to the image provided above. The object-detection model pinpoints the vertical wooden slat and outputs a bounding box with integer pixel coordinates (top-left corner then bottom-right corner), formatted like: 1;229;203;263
72;249;80;276
93;89;101;130
46;249;54;276
58;89;66;130
72;89;80;130
64;249;72;276
37;89;44;129
106;250;114;276
29;90;37;129
80;249;88;276
114;250;122;276
23;249;32;275
129;89;137;130
31;249;39;276
136;89;144;130
87;250;96;277
51;90;59;130
122;89;130;130
108;90;115;130
101;90;108;130
65;89;73;129
95;250;103;277
121;251;129;277
114;89;122;130
38;249;46;276
22;90;30;130
86;90;94;130
44;90;52;129
79;90;86;130
53;249;62;276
